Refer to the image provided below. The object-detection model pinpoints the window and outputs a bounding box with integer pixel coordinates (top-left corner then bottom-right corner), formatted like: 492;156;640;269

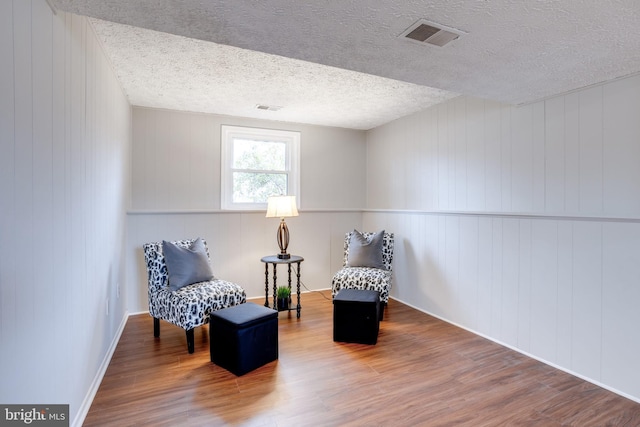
221;125;300;210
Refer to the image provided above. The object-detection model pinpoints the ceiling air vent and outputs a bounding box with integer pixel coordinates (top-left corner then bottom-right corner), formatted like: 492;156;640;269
255;104;283;111
399;19;466;47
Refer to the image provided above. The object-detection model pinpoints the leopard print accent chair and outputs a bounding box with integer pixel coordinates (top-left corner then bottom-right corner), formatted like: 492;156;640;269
143;238;246;353
331;231;394;320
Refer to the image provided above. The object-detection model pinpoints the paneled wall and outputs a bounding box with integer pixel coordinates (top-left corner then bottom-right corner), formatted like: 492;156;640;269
127;108;366;312
367;78;640;216
131;107;366;211
0;2;131;426
127;211;361;311
364;75;640;401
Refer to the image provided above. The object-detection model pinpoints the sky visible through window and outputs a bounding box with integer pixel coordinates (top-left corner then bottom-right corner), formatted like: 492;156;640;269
232;138;288;203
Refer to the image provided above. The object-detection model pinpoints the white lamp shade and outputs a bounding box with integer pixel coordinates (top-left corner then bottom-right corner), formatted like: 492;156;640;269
266;195;299;218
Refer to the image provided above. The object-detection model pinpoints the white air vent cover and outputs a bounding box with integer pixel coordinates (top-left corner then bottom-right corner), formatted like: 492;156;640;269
255;104;283;111
399;19;466;47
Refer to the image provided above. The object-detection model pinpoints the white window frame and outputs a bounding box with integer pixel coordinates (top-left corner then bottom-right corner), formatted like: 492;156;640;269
221;125;300;210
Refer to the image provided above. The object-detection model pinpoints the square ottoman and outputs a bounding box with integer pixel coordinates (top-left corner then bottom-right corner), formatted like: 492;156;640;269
209;302;278;376
333;289;380;345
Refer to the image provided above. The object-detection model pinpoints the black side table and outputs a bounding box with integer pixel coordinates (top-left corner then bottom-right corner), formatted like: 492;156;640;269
261;255;304;318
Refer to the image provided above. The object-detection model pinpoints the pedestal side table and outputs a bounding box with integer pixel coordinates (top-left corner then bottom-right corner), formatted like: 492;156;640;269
260;255;304;318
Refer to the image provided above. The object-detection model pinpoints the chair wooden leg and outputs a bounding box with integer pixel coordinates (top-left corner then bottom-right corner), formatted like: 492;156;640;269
153;318;160;337
186;329;195;354
379;303;386;321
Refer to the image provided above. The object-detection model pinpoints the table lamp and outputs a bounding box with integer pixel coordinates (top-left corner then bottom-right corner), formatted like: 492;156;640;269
266;195;299;259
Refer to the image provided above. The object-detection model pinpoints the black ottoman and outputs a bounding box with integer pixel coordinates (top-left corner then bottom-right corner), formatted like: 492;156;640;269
209;303;278;376
333;289;380;345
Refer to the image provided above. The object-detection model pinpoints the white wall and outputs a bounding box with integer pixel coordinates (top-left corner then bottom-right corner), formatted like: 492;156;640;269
364;74;640;401
127;108;366;312
0;2;131;425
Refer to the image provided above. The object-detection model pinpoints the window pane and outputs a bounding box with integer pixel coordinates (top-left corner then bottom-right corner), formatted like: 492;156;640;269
221;125;299;210
233;139;286;170
232;172;288;203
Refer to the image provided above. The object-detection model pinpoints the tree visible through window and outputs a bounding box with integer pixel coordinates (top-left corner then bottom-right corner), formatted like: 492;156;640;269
232;139;287;203
221;126;300;210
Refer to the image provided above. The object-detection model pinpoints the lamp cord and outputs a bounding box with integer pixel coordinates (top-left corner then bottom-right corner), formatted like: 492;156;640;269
291;264;332;301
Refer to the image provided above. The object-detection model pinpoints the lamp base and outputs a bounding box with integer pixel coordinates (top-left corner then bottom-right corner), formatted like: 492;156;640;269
277;253;291;259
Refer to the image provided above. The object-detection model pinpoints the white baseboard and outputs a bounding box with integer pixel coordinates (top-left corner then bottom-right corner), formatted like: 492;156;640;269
72;311;129;427
390;296;640;405
128;310;150;316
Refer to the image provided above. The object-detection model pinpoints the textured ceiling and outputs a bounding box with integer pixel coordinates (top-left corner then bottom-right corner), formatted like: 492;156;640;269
51;0;640;130
88;19;456;130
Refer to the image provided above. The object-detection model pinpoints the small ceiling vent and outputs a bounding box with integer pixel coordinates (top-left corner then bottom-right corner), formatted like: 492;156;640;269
399;19;466;47
255;104;283;111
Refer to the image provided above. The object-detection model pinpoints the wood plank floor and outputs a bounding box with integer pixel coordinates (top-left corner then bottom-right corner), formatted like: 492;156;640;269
84;291;640;426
